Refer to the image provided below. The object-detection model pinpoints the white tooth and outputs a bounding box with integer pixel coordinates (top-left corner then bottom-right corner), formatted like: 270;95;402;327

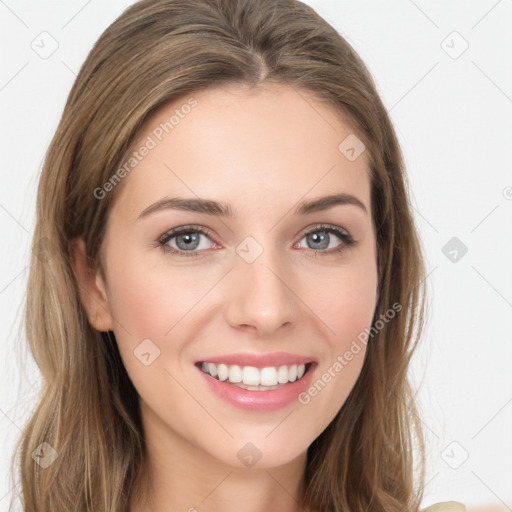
242;366;260;386
208;362;218;377
217;363;229;381
260;366;278;386
204;361;307;385
277;365;289;384
228;364;242;383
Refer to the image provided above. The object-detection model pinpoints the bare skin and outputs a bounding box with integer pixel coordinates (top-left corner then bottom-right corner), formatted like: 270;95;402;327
71;82;378;512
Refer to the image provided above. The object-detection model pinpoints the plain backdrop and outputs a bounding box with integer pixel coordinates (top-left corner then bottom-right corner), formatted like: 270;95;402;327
1;0;511;509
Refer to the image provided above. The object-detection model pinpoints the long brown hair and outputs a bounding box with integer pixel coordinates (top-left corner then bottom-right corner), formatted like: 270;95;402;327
9;0;427;510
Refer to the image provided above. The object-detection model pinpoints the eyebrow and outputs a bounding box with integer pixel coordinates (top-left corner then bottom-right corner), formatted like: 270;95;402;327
137;193;368;219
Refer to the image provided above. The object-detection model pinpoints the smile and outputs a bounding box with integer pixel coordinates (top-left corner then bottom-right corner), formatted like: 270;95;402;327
198;362;311;390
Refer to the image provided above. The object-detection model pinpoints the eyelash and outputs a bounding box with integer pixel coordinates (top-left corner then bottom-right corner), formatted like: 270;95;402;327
157;223;355;258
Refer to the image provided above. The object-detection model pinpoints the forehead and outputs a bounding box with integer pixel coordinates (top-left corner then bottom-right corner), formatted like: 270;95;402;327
111;82;371;218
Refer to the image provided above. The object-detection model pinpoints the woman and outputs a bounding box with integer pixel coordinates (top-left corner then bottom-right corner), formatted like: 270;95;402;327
8;0;466;510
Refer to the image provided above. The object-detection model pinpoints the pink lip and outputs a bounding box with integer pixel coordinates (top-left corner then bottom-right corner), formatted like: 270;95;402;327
195;351;316;368
196;361;318;411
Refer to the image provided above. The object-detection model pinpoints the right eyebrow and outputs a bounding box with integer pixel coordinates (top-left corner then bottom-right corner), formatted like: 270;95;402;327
137;197;234;219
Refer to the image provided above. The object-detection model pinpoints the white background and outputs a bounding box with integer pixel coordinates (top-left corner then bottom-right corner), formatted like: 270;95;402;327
1;0;511;509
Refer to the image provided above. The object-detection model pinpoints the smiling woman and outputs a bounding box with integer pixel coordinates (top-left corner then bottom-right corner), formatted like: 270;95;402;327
8;0;465;511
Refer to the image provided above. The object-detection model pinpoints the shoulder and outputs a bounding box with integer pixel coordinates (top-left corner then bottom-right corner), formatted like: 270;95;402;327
422;502;466;512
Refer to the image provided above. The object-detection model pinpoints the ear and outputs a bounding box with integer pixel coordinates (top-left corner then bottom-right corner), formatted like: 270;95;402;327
69;236;114;332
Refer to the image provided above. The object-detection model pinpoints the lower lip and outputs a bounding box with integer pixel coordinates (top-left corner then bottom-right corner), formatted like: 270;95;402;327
196;363;317;411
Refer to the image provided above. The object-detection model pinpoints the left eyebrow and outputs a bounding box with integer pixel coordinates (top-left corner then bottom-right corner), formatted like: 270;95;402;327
294;193;368;215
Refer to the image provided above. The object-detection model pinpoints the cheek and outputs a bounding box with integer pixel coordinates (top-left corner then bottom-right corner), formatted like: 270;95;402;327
298;249;377;414
307;249;378;349
102;250;216;400
321;273;376;347
104;248;213;341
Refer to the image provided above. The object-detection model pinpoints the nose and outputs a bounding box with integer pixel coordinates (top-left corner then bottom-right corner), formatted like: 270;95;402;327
223;247;300;337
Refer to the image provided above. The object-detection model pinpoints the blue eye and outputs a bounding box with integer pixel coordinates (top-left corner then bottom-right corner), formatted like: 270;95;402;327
158;223;354;258
297;225;353;253
158;225;217;257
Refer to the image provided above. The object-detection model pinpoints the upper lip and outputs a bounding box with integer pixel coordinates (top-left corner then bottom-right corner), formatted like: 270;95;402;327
195;351;316;368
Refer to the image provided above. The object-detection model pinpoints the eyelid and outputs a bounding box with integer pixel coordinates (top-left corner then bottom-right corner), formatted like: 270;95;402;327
295;223;352;241
157;224;218;245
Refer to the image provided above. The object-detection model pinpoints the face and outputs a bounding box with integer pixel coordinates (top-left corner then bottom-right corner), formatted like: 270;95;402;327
78;83;378;470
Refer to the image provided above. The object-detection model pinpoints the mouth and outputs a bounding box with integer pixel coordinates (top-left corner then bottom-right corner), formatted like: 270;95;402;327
195;361;315;391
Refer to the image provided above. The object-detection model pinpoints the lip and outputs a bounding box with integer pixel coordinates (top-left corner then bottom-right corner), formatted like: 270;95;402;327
195;360;318;411
194;351;316;368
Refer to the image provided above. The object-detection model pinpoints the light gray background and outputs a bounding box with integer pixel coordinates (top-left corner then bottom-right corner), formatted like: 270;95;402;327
1;0;511;509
